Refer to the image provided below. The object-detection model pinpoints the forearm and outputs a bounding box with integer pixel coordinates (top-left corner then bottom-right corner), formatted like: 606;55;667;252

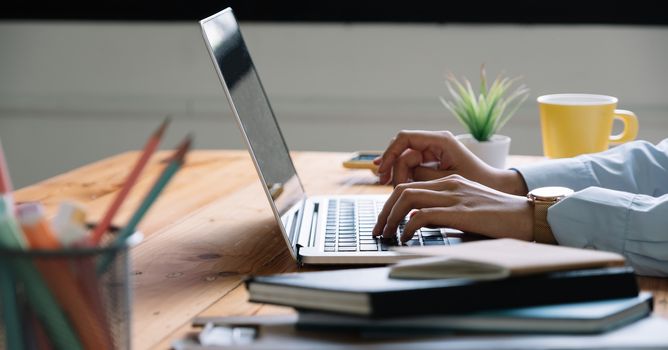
514;139;668;195
493;168;529;195
548;187;668;277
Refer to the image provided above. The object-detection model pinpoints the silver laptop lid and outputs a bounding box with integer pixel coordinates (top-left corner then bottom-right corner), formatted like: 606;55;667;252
200;8;307;257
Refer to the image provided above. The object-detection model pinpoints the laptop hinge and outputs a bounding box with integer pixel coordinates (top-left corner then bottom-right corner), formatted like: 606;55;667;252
292;199;308;264
295;244;304;266
287;209;300;245
295;201;319;266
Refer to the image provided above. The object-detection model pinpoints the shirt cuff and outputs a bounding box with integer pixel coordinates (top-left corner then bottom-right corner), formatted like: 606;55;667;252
547;186;634;254
512;157;597;191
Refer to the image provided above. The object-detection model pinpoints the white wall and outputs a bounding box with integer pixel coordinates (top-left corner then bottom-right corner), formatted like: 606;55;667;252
1;21;667;187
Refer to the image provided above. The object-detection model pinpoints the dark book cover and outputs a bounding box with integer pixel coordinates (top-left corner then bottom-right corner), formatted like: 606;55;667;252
246;266;639;318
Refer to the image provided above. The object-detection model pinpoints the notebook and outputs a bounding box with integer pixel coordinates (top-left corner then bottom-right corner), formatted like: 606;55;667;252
199;7;470;265
245;266;639;317
388;238;627;280
295;292;653;334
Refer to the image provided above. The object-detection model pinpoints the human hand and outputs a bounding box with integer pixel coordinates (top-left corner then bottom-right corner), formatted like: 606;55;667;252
373;130;528;195
371;175;533;243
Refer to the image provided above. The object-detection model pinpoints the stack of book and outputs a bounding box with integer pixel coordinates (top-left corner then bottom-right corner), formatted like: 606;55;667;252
245;239;653;335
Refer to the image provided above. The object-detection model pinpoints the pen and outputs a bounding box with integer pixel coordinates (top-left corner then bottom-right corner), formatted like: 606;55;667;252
90;118;170;245
97;134;192;274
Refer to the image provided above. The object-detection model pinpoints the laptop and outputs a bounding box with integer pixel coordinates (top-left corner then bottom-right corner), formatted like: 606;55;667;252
199;8;462;265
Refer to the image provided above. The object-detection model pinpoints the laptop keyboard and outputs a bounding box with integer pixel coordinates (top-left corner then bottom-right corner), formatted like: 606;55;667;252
324;198;462;253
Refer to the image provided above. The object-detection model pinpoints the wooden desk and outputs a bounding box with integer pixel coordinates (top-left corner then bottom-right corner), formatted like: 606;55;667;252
14;151;668;349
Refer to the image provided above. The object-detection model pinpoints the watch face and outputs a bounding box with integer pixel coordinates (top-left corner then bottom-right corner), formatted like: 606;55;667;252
530;186;574;201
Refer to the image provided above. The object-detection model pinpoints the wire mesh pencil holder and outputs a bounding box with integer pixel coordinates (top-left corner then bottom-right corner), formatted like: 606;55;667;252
0;227;139;350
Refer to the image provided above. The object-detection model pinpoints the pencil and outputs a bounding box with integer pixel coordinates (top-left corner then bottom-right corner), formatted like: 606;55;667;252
0;138;15;214
52;201;113;342
0;263;23;350
0;141;22;349
0;199;83;350
0;137;12;194
90;118;170;245
19;203;113;350
97;134;192;274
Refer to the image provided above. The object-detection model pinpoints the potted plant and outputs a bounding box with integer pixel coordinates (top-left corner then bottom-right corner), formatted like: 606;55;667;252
439;65;529;168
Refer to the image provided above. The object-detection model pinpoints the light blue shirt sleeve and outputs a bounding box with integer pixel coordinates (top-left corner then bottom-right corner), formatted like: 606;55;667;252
514;139;668;277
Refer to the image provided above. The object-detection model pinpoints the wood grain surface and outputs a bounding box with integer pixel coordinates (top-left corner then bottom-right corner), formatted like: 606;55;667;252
14;151;668;349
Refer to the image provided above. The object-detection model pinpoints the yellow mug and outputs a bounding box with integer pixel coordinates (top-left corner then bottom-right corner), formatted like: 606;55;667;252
537;94;639;158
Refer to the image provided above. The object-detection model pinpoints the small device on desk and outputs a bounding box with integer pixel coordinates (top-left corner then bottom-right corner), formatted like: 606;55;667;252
342;151;382;174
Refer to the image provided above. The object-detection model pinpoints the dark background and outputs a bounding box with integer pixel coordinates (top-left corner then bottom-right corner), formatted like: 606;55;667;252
2;1;665;25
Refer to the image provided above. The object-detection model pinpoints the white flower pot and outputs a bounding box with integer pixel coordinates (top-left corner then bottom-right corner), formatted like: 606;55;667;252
455;134;511;169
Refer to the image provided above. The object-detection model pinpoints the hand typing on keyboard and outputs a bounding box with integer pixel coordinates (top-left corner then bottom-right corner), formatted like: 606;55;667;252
372;130;526;195
372;175;534;243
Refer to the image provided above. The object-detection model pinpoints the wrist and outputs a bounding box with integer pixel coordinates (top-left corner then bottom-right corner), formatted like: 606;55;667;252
516;197;535;241
527;186;574;244
494;169;529;196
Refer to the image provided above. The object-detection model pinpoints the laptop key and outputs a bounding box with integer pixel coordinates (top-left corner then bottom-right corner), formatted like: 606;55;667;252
337;246;357;252
424;240;446;245
421;230;443;237
380;237;398;251
423;235;444;241
338;232;356;237
360;244;379;251
446;236;462;245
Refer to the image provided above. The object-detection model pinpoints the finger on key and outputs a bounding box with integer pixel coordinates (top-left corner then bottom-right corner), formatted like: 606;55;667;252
381;188;443;239
401;208;448;242
373;180;445;237
373;184;408;236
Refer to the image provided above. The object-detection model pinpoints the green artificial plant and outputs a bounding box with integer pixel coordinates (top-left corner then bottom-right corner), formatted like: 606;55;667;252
440;65;529;142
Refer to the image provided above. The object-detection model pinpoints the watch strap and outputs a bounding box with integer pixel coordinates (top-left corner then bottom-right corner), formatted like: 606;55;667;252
533;200;558;245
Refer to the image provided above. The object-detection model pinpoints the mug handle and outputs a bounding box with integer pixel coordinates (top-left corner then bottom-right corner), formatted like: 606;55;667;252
609;109;639;145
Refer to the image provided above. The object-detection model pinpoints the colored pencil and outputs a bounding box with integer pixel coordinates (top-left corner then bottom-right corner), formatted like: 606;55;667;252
52;201;112;343
0;138;15;215
96;135;192;274
0;199;83;350
18;203;113;350
0;139;22;349
0;137;12;194
24;308;53;350
0;263;24;350
90;118;170;245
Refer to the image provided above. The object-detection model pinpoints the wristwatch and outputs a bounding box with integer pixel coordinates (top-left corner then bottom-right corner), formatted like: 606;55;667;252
527;186;574;244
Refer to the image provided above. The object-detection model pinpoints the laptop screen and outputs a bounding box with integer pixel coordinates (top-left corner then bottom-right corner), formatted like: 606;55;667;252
200;9;307;248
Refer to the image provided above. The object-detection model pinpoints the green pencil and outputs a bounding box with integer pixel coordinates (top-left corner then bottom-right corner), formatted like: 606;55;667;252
0;263;23;350
96;135;193;274
0;199;83;350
